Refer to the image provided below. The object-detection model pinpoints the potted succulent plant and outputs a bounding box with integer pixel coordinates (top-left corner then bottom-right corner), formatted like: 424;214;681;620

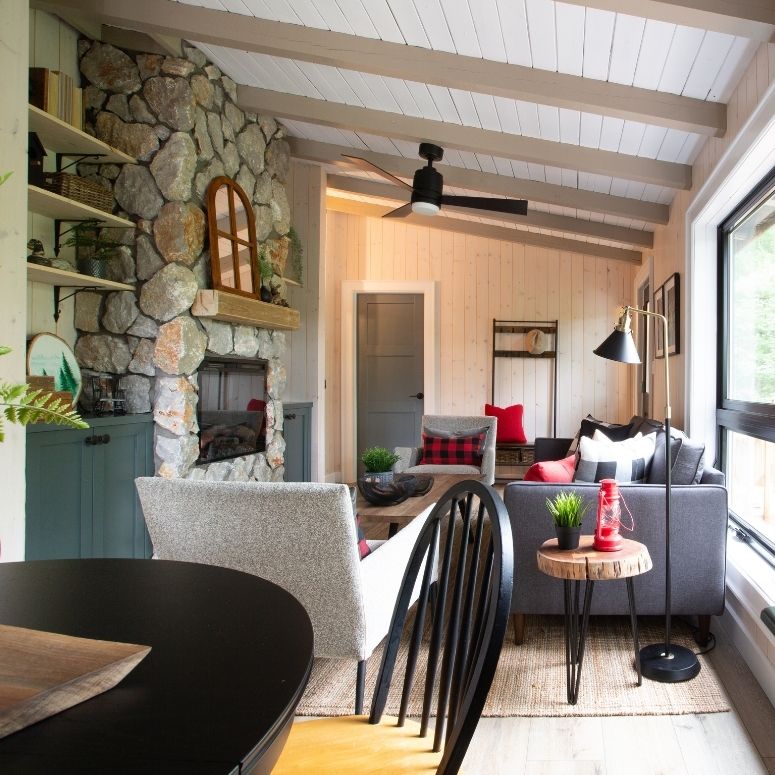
63;219;123;279
360;446;400;485
546;491;591;550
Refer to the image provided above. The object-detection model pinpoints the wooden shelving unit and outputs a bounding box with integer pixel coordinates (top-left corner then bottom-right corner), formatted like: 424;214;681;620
28;185;134;228
27;264;133;292
28;105;135;165
192;290;300;330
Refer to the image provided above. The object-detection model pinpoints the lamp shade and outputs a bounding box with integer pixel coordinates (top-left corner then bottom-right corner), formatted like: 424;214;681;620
593;328;641;364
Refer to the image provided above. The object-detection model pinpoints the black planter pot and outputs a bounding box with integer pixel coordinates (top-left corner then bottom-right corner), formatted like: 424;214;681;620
555;525;581;550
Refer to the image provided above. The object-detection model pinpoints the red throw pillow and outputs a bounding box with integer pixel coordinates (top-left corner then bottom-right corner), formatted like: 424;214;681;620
524;455;576;483
422;430;486;467
484;403;527;444
355;515;372;560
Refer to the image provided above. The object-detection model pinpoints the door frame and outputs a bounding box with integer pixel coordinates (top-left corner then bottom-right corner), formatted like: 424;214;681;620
341;281;439;483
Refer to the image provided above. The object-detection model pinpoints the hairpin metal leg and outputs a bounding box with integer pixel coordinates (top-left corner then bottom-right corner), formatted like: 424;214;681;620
563;579;595;705
626;576;642;686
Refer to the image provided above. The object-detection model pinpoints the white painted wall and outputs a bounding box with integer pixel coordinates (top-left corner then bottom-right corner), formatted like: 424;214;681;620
27;9;80;348
0;0;30;561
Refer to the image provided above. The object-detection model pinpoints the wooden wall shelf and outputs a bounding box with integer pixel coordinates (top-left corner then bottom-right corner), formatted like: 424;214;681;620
28;105;136;164
28;185;134;228
27;264;134;291
191;290;301;330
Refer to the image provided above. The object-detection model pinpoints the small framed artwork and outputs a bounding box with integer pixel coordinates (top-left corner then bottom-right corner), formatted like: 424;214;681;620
663;272;681;356
654;285;665;359
26;333;82;402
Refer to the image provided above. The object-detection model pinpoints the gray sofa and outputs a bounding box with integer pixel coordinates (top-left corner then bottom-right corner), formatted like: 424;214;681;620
503;421;728;645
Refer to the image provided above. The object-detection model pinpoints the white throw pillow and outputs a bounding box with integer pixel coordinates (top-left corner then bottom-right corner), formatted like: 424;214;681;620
574;431;657;483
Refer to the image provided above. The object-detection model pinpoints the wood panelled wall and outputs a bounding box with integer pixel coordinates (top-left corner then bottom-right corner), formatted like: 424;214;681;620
324;211;636;479
27;10;79;348
651;42;775;432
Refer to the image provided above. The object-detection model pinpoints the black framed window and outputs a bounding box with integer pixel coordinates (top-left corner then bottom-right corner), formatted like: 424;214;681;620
718;164;775;558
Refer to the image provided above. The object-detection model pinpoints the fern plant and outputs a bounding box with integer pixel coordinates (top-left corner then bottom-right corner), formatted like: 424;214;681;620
0;346;88;441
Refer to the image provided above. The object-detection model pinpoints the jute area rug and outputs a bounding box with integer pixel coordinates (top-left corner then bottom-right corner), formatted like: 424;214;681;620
297;615;730;718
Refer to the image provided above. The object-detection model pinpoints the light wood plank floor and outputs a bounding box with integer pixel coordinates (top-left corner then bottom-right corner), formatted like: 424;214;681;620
462;623;775;774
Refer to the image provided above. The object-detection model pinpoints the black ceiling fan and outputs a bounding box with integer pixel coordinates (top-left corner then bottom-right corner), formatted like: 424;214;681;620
342;142;528;218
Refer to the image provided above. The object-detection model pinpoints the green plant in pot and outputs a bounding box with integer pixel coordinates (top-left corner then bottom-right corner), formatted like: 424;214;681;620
546;491;591;550
64;219;123;280
361;446;400;485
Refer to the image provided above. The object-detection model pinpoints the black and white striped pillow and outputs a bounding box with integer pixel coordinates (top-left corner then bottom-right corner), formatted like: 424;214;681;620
573;431;657;484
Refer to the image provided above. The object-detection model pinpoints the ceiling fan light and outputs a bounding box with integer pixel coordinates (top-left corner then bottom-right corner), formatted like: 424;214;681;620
411;200;440;216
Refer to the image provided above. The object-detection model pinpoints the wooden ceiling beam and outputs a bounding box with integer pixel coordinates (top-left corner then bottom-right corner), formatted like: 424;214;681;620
326;197;643;264
561;0;775;42
240;87;692;191
290;139;671;225
327;174;654;248
33;0;726;136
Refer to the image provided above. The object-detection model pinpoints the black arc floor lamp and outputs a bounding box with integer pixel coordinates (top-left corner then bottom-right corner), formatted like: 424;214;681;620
594;306;701;683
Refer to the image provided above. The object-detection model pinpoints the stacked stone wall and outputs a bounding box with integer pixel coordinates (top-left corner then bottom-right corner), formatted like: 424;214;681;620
72;40;291;481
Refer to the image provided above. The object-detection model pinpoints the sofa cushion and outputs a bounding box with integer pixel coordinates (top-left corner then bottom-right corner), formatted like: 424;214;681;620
421;429;486;467
484;403;527;444
524;454;576;482
647;428;706;485
574;432;656;483
579;414;633;442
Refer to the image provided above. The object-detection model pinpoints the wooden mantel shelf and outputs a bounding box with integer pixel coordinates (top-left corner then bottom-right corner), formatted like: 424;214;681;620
191;290;300;330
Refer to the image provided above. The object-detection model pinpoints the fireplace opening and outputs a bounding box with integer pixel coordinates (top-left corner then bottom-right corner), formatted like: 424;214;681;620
197;356;268;464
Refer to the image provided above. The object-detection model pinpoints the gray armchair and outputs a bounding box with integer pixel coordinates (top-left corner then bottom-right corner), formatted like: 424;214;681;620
135;478;433;714
394;414;498;485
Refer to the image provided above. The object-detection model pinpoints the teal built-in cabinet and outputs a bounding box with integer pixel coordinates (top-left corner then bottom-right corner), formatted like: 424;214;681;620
26;414;154;560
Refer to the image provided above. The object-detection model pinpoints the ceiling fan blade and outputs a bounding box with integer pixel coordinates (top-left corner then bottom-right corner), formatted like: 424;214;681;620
342;154;413;191
382;203;413;219
440;195;528;215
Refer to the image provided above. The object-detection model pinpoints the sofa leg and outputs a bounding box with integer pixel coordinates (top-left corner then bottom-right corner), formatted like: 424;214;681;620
355;660;366;715
512;613;525;645
695;615;711;647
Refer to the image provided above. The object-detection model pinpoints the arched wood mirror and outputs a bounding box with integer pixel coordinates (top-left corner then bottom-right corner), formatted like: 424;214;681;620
206;176;259;298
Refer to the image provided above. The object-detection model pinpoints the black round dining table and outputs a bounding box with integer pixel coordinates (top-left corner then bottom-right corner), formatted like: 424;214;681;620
0;559;314;774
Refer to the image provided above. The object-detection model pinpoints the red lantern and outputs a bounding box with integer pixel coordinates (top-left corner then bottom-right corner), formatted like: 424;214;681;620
594;479;635;551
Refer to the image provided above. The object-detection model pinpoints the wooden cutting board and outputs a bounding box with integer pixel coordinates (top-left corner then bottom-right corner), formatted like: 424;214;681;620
0;624;151;739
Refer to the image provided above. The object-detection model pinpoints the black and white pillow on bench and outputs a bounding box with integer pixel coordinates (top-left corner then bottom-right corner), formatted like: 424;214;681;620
574;430;657;484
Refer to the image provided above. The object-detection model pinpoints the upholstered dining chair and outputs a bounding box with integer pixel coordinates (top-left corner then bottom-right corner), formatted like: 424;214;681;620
394;414;498;484
272;479;514;775
134;478;432;714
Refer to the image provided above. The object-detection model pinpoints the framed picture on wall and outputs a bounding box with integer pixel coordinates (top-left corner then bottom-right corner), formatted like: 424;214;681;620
663;272;681;356
654;285;665;359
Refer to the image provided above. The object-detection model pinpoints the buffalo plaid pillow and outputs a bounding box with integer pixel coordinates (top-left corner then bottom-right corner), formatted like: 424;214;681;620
421;429;486;467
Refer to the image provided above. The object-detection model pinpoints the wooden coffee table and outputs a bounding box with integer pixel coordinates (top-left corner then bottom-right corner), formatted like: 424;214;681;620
356;473;480;536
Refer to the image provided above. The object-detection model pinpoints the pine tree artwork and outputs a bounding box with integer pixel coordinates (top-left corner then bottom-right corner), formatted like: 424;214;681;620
57;353;79;395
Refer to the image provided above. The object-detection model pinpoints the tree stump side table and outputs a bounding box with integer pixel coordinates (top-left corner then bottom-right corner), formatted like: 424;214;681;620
537;535;653;705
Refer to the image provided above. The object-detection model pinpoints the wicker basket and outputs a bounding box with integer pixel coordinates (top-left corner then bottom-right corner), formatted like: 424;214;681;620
495;444;535;466
41;172;113;213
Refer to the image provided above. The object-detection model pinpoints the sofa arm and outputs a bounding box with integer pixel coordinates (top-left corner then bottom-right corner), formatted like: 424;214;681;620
534;437;574;462
393;446;420;473
481;446;496;485
701;465;725;485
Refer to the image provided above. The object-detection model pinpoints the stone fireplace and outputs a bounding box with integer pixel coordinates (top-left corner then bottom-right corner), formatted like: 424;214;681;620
70;39;291;482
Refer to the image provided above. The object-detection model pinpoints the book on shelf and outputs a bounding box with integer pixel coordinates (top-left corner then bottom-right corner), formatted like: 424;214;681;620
29;67;83;130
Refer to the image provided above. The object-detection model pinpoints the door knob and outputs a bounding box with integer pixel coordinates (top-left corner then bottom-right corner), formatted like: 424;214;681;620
284;413;297;420
409;392;424;399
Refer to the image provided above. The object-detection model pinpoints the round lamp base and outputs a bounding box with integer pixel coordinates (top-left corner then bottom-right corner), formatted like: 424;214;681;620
640;642;701;683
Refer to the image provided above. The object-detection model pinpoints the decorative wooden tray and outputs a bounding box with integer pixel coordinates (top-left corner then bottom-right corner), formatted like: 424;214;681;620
0;624;150;739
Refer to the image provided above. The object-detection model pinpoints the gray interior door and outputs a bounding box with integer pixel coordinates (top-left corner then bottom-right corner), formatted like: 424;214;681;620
357;294;424;469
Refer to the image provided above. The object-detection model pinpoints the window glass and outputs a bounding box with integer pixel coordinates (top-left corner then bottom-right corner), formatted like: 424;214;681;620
726;430;775;545
726;189;775;403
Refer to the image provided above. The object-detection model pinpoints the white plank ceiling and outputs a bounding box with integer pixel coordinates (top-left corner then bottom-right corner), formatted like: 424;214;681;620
173;0;765;253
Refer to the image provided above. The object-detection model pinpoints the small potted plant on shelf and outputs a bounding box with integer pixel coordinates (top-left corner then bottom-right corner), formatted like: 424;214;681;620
361;446;400;485
546;491;590;550
63;219;123;280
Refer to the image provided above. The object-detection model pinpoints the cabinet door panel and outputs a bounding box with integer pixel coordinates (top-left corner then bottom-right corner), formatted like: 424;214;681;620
92;421;153;558
26;428;92;559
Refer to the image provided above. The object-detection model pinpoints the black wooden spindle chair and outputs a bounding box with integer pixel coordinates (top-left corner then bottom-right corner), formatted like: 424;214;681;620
273;479;514;775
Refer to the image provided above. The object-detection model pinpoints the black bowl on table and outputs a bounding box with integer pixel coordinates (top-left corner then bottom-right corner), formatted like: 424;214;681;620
358;474;417;506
